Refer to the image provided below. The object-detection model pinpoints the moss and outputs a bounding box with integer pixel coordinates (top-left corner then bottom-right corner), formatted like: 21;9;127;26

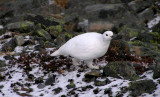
128;40;142;46
131;75;140;81
59;19;65;24
46;25;63;33
21;21;34;31
36;23;42;30
149;32;160;43
37;30;44;37
28;31;34;35
130;30;138;37
21;22;28;31
37;29;51;40
64;32;72;38
109;63;119;73
149;32;160;50
45;41;49;44
128;80;156;96
45;16;55;22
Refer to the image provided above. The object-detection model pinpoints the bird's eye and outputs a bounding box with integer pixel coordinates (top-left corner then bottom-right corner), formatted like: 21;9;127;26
106;34;108;36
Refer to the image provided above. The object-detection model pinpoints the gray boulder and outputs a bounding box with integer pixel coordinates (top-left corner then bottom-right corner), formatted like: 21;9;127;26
137;8;154;22
6;21;34;32
14;35;25;46
85;4;125;21
1;38;17;52
128;0;153;13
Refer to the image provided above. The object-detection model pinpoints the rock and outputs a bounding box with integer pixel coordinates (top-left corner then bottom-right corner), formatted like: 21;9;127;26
0;25;4;35
35;77;44;84
93;88;99;94
24;15;59;27
0;73;5;81
103;61;138;80
66;83;76;89
34;45;45;51
0;85;4;89
83;70;101;82
6;21;34;32
37;83;45;89
85;4;125;20
55;32;75;47
17;92;32;97
153;69;160;79
94;78;110;86
53;87;62;94
45;75;56;85
14;35;25;46
128;0;152;13
104;88;112;96
2;38;17;52
137;8;154;22
61;95;67;97
37;29;52;40
78;19;88;32
23;40;35;46
0;60;6;72
152;21;160;32
0;60;6;68
46;25;63;38
40;93;44;96
153;59;160;79
121;0;134;3
128;80;156;97
85;70;101;77
119;27;140;40
81;85;93;91
3;55;14;60
66;79;76;89
88;21;114;32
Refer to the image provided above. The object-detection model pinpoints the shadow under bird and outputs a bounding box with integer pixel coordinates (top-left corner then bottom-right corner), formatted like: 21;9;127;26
51;31;114;69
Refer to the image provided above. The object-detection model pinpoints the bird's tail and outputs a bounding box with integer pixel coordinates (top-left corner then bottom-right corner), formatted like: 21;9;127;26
50;50;60;56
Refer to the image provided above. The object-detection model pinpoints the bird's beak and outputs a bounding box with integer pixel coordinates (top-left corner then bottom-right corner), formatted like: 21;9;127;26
111;34;117;39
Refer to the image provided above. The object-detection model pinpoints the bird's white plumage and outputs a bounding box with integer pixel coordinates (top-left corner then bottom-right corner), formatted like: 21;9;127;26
51;31;113;69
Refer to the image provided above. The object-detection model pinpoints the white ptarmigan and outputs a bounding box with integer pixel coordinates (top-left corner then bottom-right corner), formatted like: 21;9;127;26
51;31;114;69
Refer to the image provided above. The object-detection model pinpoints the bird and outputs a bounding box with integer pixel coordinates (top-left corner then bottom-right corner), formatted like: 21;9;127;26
51;31;114;69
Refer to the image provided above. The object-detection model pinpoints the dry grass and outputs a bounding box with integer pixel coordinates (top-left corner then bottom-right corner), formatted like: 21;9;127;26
53;0;69;10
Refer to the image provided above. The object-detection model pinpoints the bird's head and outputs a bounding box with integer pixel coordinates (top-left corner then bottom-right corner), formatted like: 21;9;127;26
102;31;114;41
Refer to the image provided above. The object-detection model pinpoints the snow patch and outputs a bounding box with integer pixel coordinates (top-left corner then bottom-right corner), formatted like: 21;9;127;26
0;25;3;29
148;15;160;28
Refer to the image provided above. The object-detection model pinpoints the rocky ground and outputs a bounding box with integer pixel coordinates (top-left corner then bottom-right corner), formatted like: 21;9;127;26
1;0;160;97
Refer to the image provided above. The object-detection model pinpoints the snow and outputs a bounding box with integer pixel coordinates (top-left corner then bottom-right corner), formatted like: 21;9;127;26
0;25;3;29
1;58;159;97
0;29;160;97
148;14;160;28
14;46;24;53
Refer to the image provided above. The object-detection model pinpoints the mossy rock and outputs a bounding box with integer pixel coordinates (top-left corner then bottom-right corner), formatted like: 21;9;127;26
128;80;156;96
46;25;63;38
6;21;34;33
20;21;34;31
103;61;139;80
127;40;143;46
55;32;79;47
149;32;160;44
37;29;51;40
119;27;140;40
